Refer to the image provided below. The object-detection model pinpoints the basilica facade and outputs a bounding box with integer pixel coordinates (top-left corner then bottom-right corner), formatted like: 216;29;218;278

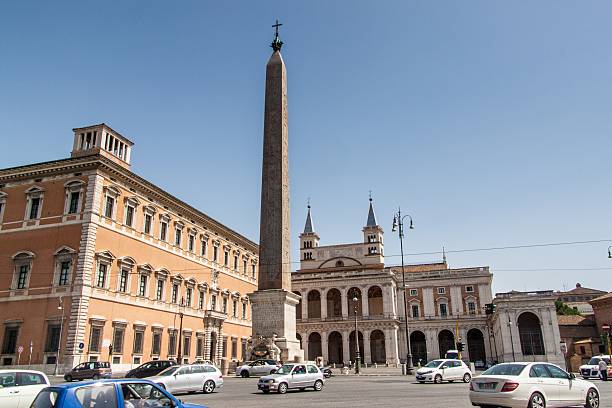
291;200;564;367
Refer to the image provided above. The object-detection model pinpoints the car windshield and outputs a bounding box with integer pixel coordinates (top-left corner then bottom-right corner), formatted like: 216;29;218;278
588;357;610;365
31;389;60;408
424;360;445;368
274;364;294;375
157;366;180;376
482;364;526;376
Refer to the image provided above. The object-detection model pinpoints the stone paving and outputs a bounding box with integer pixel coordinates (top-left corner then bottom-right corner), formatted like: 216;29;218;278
177;375;612;408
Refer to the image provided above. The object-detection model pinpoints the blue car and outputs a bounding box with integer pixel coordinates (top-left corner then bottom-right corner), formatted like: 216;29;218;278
30;378;207;408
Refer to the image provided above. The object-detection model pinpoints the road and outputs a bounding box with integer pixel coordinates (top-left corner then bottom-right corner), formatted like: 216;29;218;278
176;375;612;408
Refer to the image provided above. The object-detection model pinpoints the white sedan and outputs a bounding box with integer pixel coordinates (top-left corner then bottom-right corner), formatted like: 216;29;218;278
0;370;50;408
148;364;223;394
470;362;600;408
415;359;472;384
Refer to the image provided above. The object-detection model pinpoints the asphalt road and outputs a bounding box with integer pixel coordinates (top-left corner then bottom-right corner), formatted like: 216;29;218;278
176;375;612;408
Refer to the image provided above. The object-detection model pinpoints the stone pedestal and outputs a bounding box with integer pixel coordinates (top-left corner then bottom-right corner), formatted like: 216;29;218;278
249;289;304;362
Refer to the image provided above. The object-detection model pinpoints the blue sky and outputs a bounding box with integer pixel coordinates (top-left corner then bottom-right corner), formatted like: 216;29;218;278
2;1;612;293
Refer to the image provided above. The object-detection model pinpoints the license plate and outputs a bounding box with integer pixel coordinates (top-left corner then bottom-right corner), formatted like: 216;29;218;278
479;382;496;390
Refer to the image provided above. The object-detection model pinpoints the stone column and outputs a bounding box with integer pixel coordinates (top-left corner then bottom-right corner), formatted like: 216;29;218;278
361;288;369;317
384;328;399;364
342;330;350;365
321;332;329;363
303;336;309;361
301;293;308;321
341;289;348;318
427;329;439;360
203;325;212;362
363;330;372;364
321;289;327;320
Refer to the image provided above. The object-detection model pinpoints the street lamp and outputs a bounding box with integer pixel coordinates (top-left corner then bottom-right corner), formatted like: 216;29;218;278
177;297;185;364
392;208;414;375
507;318;516;362
54;297;66;376
608;246;612;259
352;291;361;375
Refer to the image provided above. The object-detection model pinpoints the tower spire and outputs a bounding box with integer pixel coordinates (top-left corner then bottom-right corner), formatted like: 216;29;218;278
304;201;315;234
366;193;378;227
271;19;283;52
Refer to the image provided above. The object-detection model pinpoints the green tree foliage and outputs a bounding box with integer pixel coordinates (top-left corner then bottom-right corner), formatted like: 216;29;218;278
555;300;581;316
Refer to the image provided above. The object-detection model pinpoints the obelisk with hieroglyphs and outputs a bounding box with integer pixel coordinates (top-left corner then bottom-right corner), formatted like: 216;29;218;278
248;21;303;362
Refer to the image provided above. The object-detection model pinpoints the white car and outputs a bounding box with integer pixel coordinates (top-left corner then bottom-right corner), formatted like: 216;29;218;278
148;364;223;394
235;359;280;377
415;359;472;384
470;362;600;408
579;355;611;379
0;369;50;408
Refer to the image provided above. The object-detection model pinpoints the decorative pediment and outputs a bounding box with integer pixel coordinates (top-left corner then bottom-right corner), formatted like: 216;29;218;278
318;256;362;269
103;185;121;197
54;246;77;256
12;250;35;260
138;263;154;274
25;186;44;194
96;250;116;261
155;268;170;279
118;256;137;268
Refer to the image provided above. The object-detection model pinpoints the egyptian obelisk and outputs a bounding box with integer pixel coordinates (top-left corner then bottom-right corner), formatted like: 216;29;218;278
249;21;304;362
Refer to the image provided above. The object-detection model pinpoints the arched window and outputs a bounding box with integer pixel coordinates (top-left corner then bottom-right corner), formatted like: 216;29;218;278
438;330;455;358
370;330;386;363
410;331;427;365
307;290;321;319
347;287;362;316
326;289;342;318
308;332;322;361
367;286;383;316
518;312;545;355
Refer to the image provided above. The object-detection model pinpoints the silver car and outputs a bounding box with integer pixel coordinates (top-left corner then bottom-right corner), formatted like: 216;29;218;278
258;363;325;394
148;364;223;394
235;359;280;377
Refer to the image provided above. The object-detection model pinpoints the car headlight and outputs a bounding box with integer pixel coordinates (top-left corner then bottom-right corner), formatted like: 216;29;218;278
268;379;275;383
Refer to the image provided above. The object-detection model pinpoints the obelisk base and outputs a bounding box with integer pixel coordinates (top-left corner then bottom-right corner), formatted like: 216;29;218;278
249;289;304;362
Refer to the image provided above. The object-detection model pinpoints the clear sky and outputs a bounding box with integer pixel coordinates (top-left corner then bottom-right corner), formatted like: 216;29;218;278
2;1;611;293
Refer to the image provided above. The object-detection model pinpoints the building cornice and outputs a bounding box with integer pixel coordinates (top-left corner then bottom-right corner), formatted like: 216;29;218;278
0;154;258;252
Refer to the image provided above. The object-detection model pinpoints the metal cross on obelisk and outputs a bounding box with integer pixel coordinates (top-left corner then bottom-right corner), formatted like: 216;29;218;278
271;19;284;51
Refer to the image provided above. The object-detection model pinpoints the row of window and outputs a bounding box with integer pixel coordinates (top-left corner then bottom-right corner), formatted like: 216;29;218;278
0;181;85;225
9;249;75;290
102;187;257;278
87;324;246;362
408;285;475;297
94;261;249;318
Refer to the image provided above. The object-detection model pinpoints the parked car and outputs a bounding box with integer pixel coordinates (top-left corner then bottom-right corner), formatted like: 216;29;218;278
29;379;207;408
235;359;280;377
470;362;600;408
320;366;333;378
64;361;111;382
148;364;223;394
0;369;50;408
415;359;472;384
125;360;177;378
258;363;325;394
579;355;611;379
191;360;215;366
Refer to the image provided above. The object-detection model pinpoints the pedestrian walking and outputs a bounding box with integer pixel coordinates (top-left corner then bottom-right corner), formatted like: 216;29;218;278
599;359;608;381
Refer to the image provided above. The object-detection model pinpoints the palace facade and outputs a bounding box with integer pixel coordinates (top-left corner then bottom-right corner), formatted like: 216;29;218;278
0;124;258;372
292;201;564;367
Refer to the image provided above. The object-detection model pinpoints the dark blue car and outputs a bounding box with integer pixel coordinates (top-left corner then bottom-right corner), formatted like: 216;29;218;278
30;378;207;408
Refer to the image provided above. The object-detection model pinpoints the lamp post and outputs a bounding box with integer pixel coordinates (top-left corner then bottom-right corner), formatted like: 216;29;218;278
352;291;361;375
54;296;66;376
392;208;414;375
608;246;612;259
507;318;516;362
177;297;185;364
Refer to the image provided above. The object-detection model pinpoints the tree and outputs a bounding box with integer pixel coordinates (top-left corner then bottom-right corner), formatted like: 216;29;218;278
555;300;581;316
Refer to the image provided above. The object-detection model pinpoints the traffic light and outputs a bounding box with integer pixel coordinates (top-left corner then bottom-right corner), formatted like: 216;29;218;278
456;342;464;352
485;303;497;315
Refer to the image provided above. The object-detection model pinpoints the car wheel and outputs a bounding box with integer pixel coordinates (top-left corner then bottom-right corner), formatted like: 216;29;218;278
585;388;599;408
203;380;215;394
92;374;100;380
449;380;454;383
241;370;249;378
269;370;276;375
434;374;442;384
299;388;306;391
314;380;324;391
64;375;72;382
528;392;546;408
278;382;288;394
463;373;472;383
